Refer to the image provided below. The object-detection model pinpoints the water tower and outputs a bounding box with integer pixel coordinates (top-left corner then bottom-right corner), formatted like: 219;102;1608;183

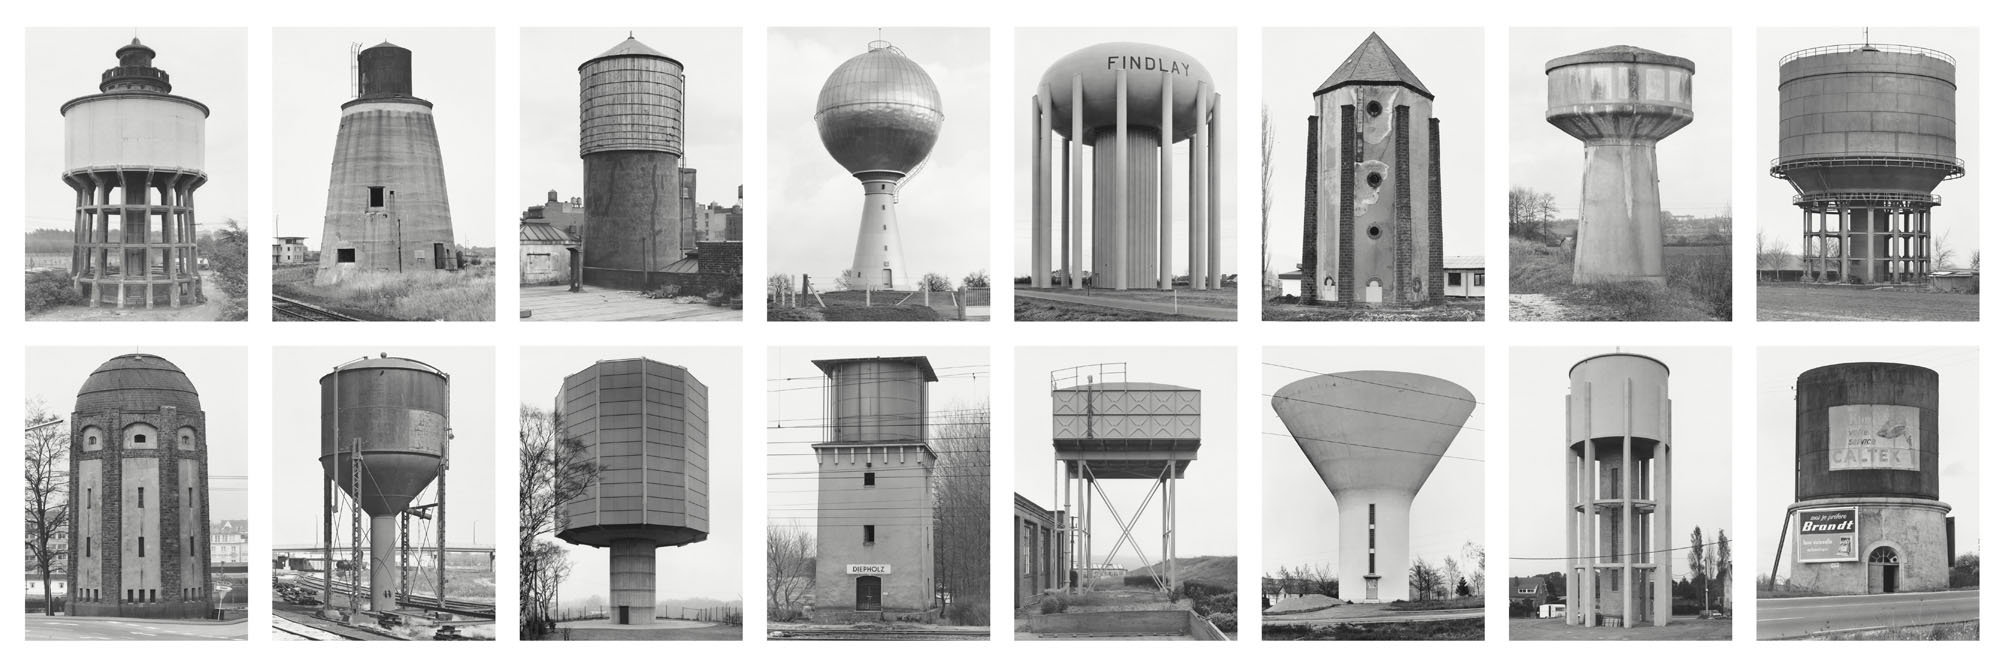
1546;46;1695;286
68;353;212;618
1787;362;1949;594
316;41;457;285
555;358;710;625
1564;353;1673;627
62;39;208;309
809;357;938;617
1772;42;1961;283
1029;42;1222;291
579;36;691;290
319;355;451;614
1050;364;1200;593
1272;371;1474;602
816;41;943;291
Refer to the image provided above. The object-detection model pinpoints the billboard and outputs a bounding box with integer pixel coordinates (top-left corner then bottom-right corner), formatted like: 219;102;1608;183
1797;506;1859;563
1827;404;1920;471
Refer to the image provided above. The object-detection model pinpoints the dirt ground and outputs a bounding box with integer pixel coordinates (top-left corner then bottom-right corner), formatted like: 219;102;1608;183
1266;300;1483;321
1510;616;1731;641
32;296;227;322
1758;283;1977;321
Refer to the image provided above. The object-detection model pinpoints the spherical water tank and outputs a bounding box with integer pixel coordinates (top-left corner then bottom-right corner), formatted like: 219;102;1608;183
1795;362;1939;501
556;358;709;549
319;356;449;516
1038;42;1214;144
815;41;944;176
579;37;685;157
1775;44;1960;195
814;357;936;444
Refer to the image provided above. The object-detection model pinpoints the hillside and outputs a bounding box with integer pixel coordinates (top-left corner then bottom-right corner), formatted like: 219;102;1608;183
1127;556;1237;589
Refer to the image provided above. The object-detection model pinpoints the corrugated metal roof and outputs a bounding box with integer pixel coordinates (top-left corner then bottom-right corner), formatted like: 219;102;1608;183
1444;255;1485;270
519;222;575;243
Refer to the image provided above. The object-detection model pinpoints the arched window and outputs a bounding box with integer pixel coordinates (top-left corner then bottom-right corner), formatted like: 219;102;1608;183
1869;547;1899;564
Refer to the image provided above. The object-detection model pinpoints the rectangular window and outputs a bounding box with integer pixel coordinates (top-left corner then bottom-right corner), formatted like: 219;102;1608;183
87;488;92;509
863;525;876;545
139;536;146;557
368;186;386;208
190;537;197;558
139;487;145;508
863;472;876;487
337;248;356;263
1474;273;1486;287
86;537;92;557
150;589;156;603
1448;272;1463;286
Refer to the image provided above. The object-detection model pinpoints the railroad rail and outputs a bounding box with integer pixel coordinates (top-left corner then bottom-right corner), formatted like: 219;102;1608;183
274;295;360;322
318;578;496;618
768;628;989;641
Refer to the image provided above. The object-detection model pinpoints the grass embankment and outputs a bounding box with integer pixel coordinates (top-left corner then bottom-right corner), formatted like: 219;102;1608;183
276;264;495;321
1511;239;1729;321
1815;620;1977;641
1386;596;1483;611
1264;300;1483;321
1014;299;1207;321
1264;618;1483;641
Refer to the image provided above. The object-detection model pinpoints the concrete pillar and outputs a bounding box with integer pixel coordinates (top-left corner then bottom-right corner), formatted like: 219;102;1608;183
1581;383;1596;626
1655;392;1673;626
609;537;657;625
1061;138;1072;288
1159;74;1174;291
1620;379;1634;626
1033;89;1050;289
1564;392;1579;624
1573;142;1666;285
370;514;397;612
1069;76;1085;290
1839;207;1850;282
1191;83;1210;290
1113;71;1129;291
1208;94;1223;291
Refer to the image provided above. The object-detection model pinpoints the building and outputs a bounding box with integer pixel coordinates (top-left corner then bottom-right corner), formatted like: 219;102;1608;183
1547;46;1695;286
69;353;213;619
1928;269;1978;293
1013;493;1068;607
1774;43;1961;284
816;41;942;291
578;36;693;291
316;42;458;285
1564;353;1673;627
555;358;710;625
63;39;207;308
1442;255;1484;298
811;357;939;618
1273;371;1474;602
1510;575;1553;608
1786;362;1952;595
519;190;583;286
273;237;309;265
211;520;249;566
1027;43;1224;291
1302;34;1445;306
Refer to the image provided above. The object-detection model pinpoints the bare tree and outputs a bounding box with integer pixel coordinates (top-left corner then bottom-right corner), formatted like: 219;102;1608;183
1931;229;1958;270
1441;556;1462;599
919;272;954;292
518;405;600;639
1714;529;1731;613
1688;526;1707;613
1971;251;1981;271
767;273;794;300
1508;187;1559;242
24;400;69;616
767;522;816;620
1409;557;1445;601
1260;105;1278;298
1755;230;1794;279
1461;540;1486;595
932;404;990;625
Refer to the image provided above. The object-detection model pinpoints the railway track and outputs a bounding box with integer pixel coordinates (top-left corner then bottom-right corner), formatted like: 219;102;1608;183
317;578;497;618
273;295;360;322
273;615;365;641
769;628;989;641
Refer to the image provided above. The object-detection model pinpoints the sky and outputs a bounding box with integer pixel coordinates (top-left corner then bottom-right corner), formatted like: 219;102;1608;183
519;28;744;218
23;28;249;234
271;28;496;248
1014;346;1238;567
1754;347;1979;582
1012;28;1239;279
1510;28;1734;220
269;347;496;548
1261;347;1485;577
767;28;990;284
1508;347;1733;578
25;346;250;523
520;347;743;604
766;346;990;539
1264;28;1487;278
1754;28;1981;265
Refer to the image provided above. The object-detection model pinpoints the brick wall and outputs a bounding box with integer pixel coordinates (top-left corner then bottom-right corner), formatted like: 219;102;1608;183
1428;117;1445;303
1338;105;1357;305
1394;106;1413;303
1301;116;1320;303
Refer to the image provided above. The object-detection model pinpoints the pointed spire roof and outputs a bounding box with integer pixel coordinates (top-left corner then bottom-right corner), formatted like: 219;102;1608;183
1315;32;1432;99
583;35;683;68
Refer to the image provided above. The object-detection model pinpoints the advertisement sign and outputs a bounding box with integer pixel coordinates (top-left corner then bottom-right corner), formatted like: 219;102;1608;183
1797;507;1859;563
846;564;892;575
1827;404;1921;471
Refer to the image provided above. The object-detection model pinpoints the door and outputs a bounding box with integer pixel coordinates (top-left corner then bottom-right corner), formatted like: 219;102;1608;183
618;606;629;624
1364;578;1379;601
1869;547;1899;594
882;268;894;290
856;575;883;611
1364;279;1383;303
434;243;447;269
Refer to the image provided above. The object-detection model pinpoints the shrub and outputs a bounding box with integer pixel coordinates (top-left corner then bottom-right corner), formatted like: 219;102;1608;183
768;307;825;322
645;284;682;299
1037;596;1070;615
25;270;85;313
1205;612;1237;633
943;596;989;626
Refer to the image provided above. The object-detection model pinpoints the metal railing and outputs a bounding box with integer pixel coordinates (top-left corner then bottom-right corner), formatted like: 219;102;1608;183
1791;192;1942;206
1050;363;1127;391
1779;43;1955;67
1770;153;1964;175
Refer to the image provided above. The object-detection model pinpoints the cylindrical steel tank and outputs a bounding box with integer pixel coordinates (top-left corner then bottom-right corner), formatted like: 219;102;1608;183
581;38;685;157
1776;45;1958;195
1546;46;1695;286
316;41;455;286
1272;371;1474;603
319;355;449;611
356;42;415;99
577;37;687;290
1794;362;1939;501
815;41;942;291
1564;352;1672;627
814;357;936;444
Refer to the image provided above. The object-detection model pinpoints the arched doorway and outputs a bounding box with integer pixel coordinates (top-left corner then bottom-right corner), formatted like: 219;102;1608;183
856;575;883;611
1868;546;1900;594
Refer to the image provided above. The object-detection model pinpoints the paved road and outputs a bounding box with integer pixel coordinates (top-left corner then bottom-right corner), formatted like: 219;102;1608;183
28;616;247;641
1018;291;1234;321
1759;590;1979;639
1264;607;1483;625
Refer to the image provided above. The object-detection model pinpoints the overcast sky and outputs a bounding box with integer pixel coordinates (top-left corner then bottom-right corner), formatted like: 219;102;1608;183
271;28;496;248
26;347;249;523
520;27;743;218
1261;347;1485;576
1755;28;1981;264
768;28;990;284
270;347;495;548
1510;28;1733;220
1011;28;1239;278
23;28;248;233
1014;347;1237;566
521;347;743;604
1265;28;1486;277
766;346;990;539
1755;347;1979;582
1508;347;1732;578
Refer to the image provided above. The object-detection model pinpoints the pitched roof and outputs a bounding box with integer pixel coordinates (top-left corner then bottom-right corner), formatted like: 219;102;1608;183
1444;255;1485;270
1316;32;1432;98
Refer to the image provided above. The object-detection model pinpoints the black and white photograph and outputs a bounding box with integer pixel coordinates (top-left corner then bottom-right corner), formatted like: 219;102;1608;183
1508;347;1733;640
1260;347;1485;640
23;347;248;640
765;347;990;639
1508;28;1733;322
518;347;744;640
1754;29;1980;321
1262;29;1487;321
1754;347;1979;640
269;28;496;322
267;347;496;640
765;28;991;323
1013;347;1237;640
23;28;250;322
1013;28;1239;322
517;28;745;322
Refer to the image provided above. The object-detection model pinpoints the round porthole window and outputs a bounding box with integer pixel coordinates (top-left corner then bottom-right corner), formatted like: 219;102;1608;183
1365;100;1383;117
1366;172;1383;189
1368;226;1382;239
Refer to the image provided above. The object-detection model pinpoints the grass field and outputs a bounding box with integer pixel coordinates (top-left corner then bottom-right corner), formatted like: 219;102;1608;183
1812;620;1977;641
1015;298;1208;321
275;264;495;321
1264;618;1483;641
1758;283;1977;321
1265;300;1483;321
1510;239;1729;321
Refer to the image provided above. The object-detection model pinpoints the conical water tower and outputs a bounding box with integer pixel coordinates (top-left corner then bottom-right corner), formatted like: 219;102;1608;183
319;355;451;613
1272;371;1473;602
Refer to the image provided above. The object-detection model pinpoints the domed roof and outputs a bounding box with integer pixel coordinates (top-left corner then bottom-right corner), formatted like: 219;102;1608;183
75;353;202;414
1546;45;1695;73
814;41;944;176
1036;42;1216;143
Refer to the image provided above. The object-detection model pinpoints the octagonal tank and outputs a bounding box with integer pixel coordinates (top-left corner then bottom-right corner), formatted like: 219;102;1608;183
1794;362;1939;501
1774;44;1961;195
318;356;449;517
1038;42;1214;145
815;41;943;177
556;358;710;548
